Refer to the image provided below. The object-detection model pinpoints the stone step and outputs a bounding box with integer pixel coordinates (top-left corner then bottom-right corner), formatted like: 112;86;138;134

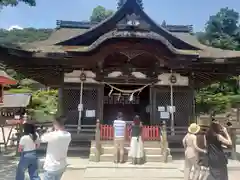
91;141;161;148
83;168;183;179
145;154;172;162
236;135;240;144
89;153;172;162
90;146;162;155
38;144;91;152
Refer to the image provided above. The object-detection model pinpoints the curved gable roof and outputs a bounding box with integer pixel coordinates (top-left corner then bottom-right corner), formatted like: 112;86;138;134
56;0;200;50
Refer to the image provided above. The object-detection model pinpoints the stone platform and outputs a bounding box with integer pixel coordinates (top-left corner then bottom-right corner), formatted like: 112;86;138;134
1;153;240;180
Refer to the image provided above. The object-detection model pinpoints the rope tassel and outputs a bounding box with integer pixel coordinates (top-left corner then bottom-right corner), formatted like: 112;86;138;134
117;93;121;101
108;87;113;97
129;92;134;102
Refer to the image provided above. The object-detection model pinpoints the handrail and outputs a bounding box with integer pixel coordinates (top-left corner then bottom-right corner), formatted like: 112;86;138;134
100;124;160;141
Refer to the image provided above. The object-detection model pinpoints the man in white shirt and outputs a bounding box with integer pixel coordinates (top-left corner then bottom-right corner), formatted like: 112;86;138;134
41;116;71;180
113;112;126;163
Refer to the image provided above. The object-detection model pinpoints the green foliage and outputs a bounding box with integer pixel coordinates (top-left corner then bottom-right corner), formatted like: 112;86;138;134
6;88;58;122
0;28;52;89
0;27;56;121
5;69;25;81
0;28;52;46
7;88;32;93
0;0;36;7
90;6;114;23
196;90;230;114
28;90;58;122
196;7;240;114
228;95;240;108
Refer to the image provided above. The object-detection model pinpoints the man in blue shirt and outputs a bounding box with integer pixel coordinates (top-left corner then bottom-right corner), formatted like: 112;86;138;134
113;112;126;163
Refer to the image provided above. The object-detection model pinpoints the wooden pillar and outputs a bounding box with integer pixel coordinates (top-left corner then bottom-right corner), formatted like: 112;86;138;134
0;84;3;103
190;76;196;124
230;127;237;160
94;119;101;162
150;85;156;125
160;121;172;162
57;72;64;117
98;84;104;123
237;105;240;123
192;89;196;124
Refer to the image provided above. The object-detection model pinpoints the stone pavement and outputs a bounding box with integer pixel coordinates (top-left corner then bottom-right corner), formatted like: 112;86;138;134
1;150;240;180
83;160;240;180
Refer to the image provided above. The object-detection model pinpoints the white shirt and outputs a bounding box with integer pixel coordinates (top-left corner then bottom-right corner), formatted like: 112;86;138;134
41;130;71;172
113;119;126;138
19;134;40;152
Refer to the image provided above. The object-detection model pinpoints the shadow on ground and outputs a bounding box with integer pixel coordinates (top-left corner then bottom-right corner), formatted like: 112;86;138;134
235;152;240;161
37;149;90;159
0;155;17;180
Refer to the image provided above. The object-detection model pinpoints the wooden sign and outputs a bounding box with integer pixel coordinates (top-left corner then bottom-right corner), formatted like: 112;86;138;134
104;95;140;105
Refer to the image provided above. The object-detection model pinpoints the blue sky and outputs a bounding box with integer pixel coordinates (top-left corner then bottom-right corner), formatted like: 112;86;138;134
1;0;240;32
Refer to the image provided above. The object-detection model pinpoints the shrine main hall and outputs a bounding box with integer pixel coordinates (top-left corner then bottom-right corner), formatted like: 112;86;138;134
1;0;240;131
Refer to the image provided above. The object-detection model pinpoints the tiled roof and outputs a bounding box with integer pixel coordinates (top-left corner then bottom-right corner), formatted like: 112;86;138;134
0;93;32;108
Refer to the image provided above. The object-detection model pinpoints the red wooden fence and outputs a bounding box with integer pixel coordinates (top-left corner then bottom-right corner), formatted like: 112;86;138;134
100;124;160;141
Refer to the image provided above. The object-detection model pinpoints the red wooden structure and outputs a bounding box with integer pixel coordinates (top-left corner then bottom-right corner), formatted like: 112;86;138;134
6;119;24;125
0;70;17;103
100;124;160;141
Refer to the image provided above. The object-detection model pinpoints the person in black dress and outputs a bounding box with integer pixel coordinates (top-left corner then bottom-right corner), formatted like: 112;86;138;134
196;128;208;180
206;121;232;180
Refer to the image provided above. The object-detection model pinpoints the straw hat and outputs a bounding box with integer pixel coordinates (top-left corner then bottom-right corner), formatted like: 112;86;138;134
188;123;201;134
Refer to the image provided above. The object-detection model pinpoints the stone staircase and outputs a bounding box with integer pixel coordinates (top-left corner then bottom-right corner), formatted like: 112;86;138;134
89;140;172;162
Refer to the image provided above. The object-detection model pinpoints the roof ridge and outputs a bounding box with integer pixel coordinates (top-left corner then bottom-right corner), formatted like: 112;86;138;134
56;20;193;33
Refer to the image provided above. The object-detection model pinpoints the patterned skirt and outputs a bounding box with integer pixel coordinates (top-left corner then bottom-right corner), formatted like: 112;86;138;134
128;136;144;158
198;152;209;167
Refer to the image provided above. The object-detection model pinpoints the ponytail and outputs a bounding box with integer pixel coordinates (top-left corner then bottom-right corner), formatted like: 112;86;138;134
23;123;37;142
30;133;37;142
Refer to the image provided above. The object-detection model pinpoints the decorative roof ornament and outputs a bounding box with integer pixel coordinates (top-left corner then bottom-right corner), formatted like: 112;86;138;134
117;0;143;10
161;20;167;27
126;14;140;27
117;13;150;31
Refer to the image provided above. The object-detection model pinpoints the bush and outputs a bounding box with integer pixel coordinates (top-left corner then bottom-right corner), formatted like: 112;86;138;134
7;88;32;93
28;89;58;122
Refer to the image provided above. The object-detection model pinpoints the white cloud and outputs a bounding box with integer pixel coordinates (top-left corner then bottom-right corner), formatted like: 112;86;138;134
7;25;23;31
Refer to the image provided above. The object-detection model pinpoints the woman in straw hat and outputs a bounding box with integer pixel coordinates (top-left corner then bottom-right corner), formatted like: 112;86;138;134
183;123;207;180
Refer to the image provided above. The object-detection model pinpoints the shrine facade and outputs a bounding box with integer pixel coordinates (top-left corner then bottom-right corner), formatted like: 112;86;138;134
1;0;240;131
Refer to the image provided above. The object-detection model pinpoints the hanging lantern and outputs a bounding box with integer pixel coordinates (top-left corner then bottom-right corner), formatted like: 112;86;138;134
169;74;177;84
79;72;87;81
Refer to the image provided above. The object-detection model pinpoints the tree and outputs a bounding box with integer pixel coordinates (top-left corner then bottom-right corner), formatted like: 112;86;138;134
0;28;52;46
196;8;240;114
0;0;36;7
0;28;53;89
202;7;240;49
90;6;114;23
